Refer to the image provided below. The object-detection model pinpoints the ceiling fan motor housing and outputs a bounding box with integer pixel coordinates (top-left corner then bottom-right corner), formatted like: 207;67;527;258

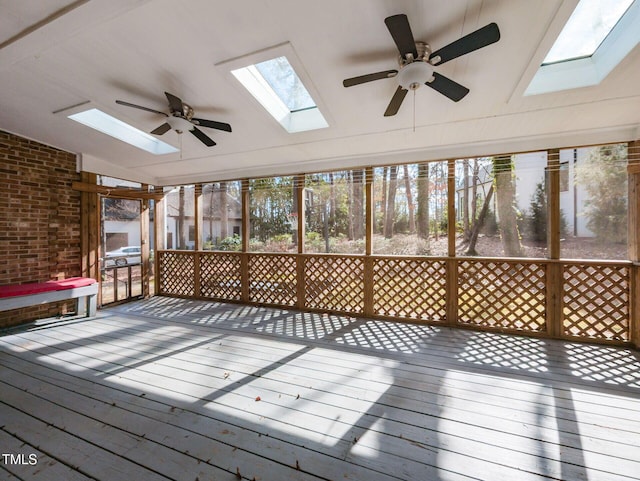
397;41;434;90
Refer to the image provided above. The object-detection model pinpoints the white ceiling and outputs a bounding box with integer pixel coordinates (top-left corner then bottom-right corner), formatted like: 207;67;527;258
1;0;639;186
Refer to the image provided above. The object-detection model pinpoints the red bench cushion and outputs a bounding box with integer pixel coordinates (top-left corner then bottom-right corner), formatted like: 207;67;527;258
0;277;97;298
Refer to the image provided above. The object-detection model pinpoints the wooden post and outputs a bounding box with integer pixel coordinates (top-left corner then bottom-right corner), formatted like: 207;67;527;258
364;167;374;317
241;179;250;303
546;149;563;338
628;140;640;347
154;190;166;296
80;172;99;281
446;160;458;326
294;174;306;309
193;184;202;297
80;172;100;307
194;184;203;251
140;185;151;298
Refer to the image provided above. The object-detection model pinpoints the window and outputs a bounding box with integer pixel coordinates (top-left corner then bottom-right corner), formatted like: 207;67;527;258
304;170;365;254
230;54;328;133
68;108;178;154
526;0;639;95
373;162;448;256
455;154;552;258
560;162;569;192
202;181;242;251
542;0;634;64
164;185;195;250
98;176;142;189
249;177;296;252
561;144;628;259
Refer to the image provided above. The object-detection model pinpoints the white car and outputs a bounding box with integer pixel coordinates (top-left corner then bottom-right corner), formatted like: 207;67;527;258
104;246;141;266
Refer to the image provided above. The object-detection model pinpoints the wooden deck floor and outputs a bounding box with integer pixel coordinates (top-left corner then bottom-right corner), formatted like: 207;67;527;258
1;297;640;481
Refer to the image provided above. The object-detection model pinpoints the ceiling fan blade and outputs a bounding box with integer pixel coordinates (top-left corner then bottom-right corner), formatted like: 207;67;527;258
115;100;167;116
385;14;418;59
429;22;500;65
343;70;398;88
190;126;216;146
165;92;184;114
426;73;469;102
384;86;408;117
192;118;232;132
150;123;171;135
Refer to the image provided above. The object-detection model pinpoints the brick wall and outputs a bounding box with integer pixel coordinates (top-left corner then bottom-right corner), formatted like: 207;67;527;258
0;131;82;327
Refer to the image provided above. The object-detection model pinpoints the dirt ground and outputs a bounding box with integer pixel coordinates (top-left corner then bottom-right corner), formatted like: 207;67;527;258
367;232;627;259
430;234;627;260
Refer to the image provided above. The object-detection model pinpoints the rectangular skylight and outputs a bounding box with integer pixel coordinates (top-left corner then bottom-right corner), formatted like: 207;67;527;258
231;56;328;133
543;0;634;64
68;108;178;155
525;0;639;95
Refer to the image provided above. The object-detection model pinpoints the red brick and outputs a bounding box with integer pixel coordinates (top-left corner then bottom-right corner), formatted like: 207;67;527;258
0;131;82;327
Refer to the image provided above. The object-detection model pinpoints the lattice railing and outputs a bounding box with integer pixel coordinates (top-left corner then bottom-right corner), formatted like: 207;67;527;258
373;257;447;321
200;252;242;301
457;259;547;332
304;255;364;313
248;254;297;306
157;250;632;344
158;251;195;297
563;262;629;341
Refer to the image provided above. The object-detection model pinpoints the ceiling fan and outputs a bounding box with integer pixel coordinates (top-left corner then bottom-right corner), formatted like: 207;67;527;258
115;91;231;146
343;14;500;116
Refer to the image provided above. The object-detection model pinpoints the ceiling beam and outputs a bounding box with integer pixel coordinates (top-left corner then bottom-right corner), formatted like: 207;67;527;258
71;181;164;200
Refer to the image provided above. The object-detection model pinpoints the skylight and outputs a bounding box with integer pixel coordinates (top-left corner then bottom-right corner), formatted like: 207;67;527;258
231;56;328;133
543;0;634;64
525;0;640;95
68;108;178;155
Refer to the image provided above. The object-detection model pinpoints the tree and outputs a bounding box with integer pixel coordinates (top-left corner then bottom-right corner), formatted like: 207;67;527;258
466;185;494;255
471;159;480;227
177;186;186;249
218;182;228;241
493;155;523;256
416;163;430;239
525;181;547;243
522;180;568;244
103;198;139;221
403;164;416;233
381;166;388;233
352;169;365;240
576;144;628;243
384;165;398;238
462;159;470;240
250;177;293;243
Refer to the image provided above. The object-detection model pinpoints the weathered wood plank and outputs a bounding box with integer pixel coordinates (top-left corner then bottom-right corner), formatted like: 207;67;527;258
0;370;330;481
0;337;633;481
2;297;640;481
0;337;468;481
0;357;402;481
31;311;640;417
0;429;95;481
0;404;169;481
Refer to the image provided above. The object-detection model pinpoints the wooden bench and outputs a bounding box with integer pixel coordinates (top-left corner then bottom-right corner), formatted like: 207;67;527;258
0;277;98;318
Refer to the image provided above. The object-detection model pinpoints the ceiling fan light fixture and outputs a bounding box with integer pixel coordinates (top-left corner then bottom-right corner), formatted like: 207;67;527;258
166;115;194;134
397;61;434;90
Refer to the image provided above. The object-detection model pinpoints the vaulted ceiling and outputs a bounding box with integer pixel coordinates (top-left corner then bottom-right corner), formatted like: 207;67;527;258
1;0;639;186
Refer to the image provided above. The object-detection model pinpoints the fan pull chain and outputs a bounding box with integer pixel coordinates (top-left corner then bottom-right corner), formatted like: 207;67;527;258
179;134;183;160
413;89;416;133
